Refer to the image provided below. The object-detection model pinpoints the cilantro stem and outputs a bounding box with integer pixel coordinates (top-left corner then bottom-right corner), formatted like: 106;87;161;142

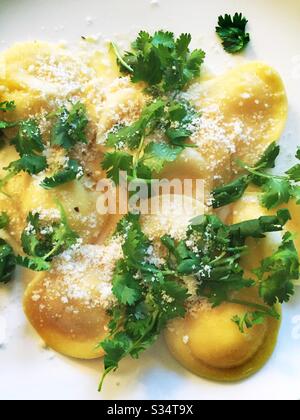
98;366;115;392
240;163;286;182
43;242;62;261
98;310;160;392
127;176;153;185
132;135;146;179
111;42;134;73
226;298;280;319
161;269;177;276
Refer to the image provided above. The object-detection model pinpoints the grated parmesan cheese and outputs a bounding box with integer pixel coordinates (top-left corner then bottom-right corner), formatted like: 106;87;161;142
31;237;124;313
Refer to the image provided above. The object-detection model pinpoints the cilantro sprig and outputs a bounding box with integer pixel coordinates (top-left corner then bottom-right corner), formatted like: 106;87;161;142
162;209;291;306
212;143;300;210
0;239;16;284
0;101;16;113
99;214;188;390
233;230;299;331
0;101;89;194
40;159;84;190
0;213;15;284
0;119;47;194
16;202;79;271
50;102;89;150
102;100;198;185
216;13;250;54
254;232;299;306
112;31;205;93
232;309;278;334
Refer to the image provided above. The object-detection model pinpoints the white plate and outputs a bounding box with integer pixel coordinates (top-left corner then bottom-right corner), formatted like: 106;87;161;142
0;0;300;401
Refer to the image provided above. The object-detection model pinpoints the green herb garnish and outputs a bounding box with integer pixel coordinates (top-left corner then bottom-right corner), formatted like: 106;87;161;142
11;119;44;156
212;143;300;210
102;100;198;185
98;214;188;390
216;13;250;54
50;102;89;150
0;239;16;284
0;101;16;113
0;119;47;194
40;159;84;189
112;31;205;93
16;202;79;272
254;232;299;305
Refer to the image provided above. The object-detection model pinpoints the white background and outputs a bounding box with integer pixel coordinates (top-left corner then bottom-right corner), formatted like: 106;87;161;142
0;0;300;400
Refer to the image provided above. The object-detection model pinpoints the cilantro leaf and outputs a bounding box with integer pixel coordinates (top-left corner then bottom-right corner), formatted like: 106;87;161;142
113;31;205;93
40;159;84;189
16;255;51;272
0;212;9;229
291;185;300;204
255;232;299;305
11;119;44;156
286;164;300;182
212;142;299;210
106;100;166;150
0;101;16;113
216;13;250;54
0;119;47;192
51;102;88;150
260;178;291;209
165;100;198;146
5;154;47;176
0;119;47;190
141;142;182;173
0;239;16;283
232;311;268;334
102;151;133;184
212;175;250;208
18;203;79;272
112;262;142;306
0;101;17;142
102;99;199;186
117;213;153;271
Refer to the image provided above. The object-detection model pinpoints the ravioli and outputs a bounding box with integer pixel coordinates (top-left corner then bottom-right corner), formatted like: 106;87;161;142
165;192;282;381
23;240;123;359
20;179;108;244
165;297;280;382
162;62;288;189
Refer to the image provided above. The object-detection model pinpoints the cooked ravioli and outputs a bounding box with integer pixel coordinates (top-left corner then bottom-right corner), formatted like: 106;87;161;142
162;62;288;188
23;239;123;359
165;191;283;381
165;298;280;381
141;194;207;242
